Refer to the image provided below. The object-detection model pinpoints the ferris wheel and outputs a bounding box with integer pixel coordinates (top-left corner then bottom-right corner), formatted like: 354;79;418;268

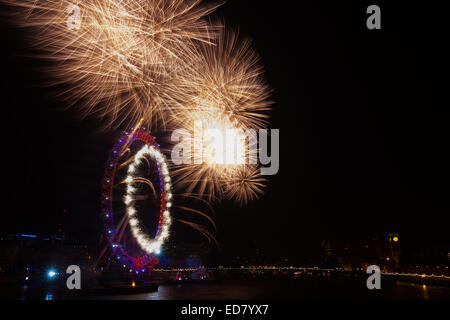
97;125;172;273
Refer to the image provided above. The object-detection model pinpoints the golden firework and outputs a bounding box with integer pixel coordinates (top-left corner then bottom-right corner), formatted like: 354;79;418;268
224;165;267;206
6;0;221;129
168;30;272;204
169;30;272;129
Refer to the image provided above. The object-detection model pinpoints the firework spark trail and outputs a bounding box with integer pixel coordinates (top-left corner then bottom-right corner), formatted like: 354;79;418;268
4;0;221;129
168;30;272;205
224;165;267;205
168;30;272;129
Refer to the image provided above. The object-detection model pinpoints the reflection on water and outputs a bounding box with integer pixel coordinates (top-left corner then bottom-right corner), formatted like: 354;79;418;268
45;293;55;300
1;278;449;300
90;279;450;300
422;285;429;300
394;281;433;300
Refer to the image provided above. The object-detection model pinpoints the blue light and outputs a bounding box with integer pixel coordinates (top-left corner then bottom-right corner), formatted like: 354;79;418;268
47;270;57;278
21;234;37;238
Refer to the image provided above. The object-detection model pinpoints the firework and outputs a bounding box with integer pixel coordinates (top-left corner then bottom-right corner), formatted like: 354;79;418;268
5;0;221;128
224;165;267;206
169;110;258;199
125;144;172;255
169;30;272;129
168;30;272;204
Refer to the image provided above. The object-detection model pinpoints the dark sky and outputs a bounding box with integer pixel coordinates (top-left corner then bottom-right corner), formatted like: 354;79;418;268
1;1;449;264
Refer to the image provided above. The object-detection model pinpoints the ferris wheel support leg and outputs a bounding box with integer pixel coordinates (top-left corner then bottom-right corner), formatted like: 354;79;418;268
93;213;129;269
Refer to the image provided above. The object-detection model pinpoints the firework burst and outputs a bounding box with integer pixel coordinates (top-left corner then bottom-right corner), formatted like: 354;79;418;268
169;30;272;129
5;0;221;128
168;30;272;204
224;165;267;205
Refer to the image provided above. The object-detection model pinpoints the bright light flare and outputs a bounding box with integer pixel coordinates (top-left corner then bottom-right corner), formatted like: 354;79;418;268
195;116;247;166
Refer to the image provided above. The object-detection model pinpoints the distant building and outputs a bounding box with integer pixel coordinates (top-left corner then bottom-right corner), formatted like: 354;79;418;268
320;240;337;268
0;233;95;271
158;237;212;268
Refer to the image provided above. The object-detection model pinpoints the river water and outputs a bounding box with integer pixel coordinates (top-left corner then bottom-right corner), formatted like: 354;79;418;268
77;278;450;300
1;278;449;300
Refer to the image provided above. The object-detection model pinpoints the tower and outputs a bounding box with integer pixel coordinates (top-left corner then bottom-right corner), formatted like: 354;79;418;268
388;232;401;266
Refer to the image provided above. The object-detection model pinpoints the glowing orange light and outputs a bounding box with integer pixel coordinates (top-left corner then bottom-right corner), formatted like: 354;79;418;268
131;281;136;287
393;236;399;242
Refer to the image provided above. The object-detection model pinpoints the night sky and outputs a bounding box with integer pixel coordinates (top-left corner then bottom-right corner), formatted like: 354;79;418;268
1;1;449;264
